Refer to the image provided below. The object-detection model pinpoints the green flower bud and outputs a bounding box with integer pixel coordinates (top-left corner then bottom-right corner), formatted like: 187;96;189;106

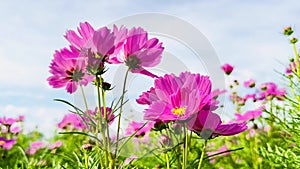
283;26;293;36
290;37;298;44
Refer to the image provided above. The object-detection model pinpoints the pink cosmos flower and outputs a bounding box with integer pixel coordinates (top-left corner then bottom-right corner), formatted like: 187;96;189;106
85;26;116;57
47;46;94;93
137;72;215;122
49;140;62;150
26;141;46;155
64;22;95;50
259;82;286;100
244;79;256;88
188;110;247;140
125;121;154;137
58;113;86;130
110;27;164;78
0;137;16;150
221;64;234;75
0;117;17;126
234;109;263;122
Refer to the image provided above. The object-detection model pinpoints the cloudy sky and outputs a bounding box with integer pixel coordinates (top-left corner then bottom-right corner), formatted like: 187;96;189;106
1;0;299;136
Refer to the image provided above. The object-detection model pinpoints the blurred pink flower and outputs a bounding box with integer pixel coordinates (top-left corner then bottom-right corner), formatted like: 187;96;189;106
244;79;256;88
17;115;25;122
137;72;215;122
234;109;263;122
64;22;95;50
86;107;115;125
221;63;234;75
0;117;17;126
125;121;154;137
110;27;164;78
26;141;46;155
207;146;230;157
259;82;286;100
10;126;21;134
123;155;138;166
188;111;247;140
47;46;94;93
49;140;62;149
58;113;86;130
212;89;227;99
244;94;256;101
0;137;16;150
246;129;256;139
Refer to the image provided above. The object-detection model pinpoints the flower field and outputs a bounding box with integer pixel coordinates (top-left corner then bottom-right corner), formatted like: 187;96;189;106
0;22;299;169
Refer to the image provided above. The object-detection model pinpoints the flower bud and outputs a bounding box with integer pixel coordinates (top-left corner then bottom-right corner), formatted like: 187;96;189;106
102;82;112;91
290;37;298;44
283;26;293;36
82;144;93;151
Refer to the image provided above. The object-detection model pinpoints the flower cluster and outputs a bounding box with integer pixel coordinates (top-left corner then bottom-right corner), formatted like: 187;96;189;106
137;72;247;140
48;22;164;93
0;115;23;150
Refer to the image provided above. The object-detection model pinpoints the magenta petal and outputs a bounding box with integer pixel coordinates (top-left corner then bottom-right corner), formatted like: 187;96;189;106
215;122;248;136
130;68;158;78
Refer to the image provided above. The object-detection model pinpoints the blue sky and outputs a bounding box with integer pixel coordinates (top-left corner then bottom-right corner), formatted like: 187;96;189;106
1;0;299;136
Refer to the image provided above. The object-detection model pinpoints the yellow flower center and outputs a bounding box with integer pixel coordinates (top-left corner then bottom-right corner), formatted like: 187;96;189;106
0;141;5;145
171;107;187;116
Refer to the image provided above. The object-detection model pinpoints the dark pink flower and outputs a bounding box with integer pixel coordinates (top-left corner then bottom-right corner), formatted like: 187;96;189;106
17;115;25;122
125;121;154;137
47;46;94;93
49;140;62;150
137;72;215;122
221;64;234;75
188;111;247;140
0;137;16;150
26;141;46;155
244;79;256;88
58;113;86;130
110;27;164;78
65;22;95;50
234;109;263;122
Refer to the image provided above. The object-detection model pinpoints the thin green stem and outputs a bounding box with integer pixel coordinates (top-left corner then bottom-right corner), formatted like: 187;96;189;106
166;153;170;169
101;88;113;168
197;140;207;169
293;43;300;78
182;124;188;169
80;85;89;112
96;76;108;167
84;151;89;169
115;68;130;156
